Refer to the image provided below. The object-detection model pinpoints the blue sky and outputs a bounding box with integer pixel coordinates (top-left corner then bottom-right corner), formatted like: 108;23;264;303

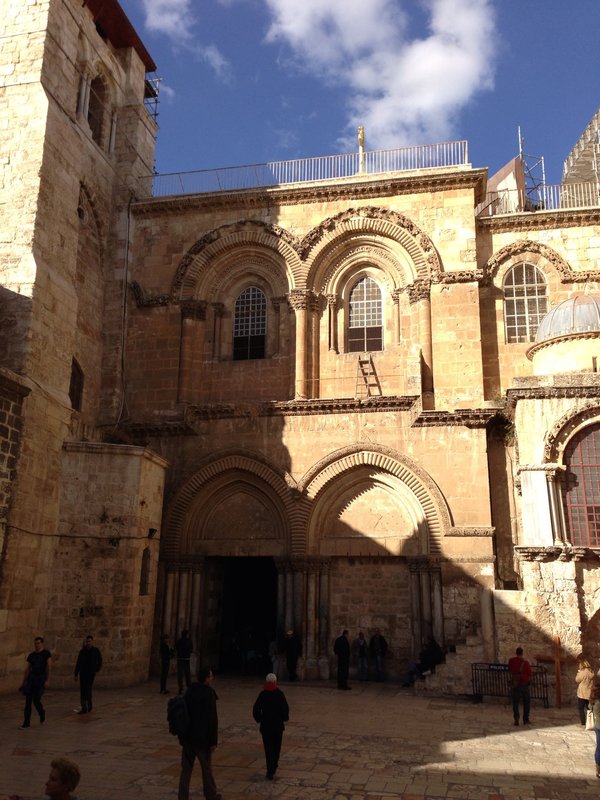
121;0;599;186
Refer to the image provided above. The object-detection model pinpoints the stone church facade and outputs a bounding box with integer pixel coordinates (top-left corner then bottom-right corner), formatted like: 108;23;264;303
1;0;600;699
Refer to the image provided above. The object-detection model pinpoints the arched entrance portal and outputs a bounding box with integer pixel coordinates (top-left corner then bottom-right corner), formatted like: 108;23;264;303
205;556;278;675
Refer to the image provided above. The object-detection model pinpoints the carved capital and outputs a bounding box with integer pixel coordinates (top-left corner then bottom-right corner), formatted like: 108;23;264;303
181;299;207;321
405;279;431;304
288;289;313;311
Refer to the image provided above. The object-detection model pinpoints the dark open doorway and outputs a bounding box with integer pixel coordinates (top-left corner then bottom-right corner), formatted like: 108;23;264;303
217;557;278;675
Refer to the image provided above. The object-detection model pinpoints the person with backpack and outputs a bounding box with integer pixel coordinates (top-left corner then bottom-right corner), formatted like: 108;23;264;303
176;667;221;800
508;646;532;726
252;672;289;780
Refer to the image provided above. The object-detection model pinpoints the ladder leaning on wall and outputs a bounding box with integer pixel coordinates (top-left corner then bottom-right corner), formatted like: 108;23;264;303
355;355;381;398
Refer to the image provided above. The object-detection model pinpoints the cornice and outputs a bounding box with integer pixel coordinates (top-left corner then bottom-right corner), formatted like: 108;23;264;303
526;331;600;360
515;545;597;563
132;168;488;217
411;408;499;428
477;207;600;233
506;383;600;412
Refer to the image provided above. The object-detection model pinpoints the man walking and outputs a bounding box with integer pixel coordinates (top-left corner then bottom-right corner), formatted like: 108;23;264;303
334;629;351;690
160;634;173;694
74;634;102;714
176;630;193;693
253;672;290;780
508;646;532;725
20;636;52;728
178;667;221;800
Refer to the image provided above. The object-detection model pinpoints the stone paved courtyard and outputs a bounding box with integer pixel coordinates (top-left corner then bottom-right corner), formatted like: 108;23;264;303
0;677;597;799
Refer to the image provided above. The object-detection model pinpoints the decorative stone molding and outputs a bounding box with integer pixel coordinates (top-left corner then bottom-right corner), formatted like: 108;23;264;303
162;450;298;561
446;527;495;537
439;269;484;284
482;240;573;285
411;408;498;428
298;442;452;554
404;279;431;303
526;330;600;360
515;545;595;562
180;300;207;320
287;289;315;311
170;220;303;300
544;400;600;462
300;206;442;285
478;208;600;235
134;169;487;217
129;281;171;307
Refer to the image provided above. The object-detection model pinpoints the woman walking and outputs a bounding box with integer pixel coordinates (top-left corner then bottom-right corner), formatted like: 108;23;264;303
576;656;596;725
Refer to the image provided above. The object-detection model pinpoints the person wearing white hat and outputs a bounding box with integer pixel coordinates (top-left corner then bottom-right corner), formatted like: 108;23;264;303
252;673;290;780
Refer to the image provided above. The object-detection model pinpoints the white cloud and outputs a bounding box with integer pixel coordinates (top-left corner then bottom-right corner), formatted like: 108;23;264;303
139;0;232;82
263;0;497;150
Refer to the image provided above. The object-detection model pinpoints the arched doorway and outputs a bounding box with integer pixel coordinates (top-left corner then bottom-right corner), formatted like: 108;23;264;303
207;556;278;674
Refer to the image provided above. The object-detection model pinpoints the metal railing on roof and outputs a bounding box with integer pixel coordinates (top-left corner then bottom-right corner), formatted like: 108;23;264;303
142;140;469;198
477;181;600;217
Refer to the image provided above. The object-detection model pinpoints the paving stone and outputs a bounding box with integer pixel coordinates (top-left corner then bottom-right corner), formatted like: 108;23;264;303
0;678;599;799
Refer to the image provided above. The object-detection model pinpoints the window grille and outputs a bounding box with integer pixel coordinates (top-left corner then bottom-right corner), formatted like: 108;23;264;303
348;276;383;352
503;263;548;343
562;422;600;546
233;286;267;360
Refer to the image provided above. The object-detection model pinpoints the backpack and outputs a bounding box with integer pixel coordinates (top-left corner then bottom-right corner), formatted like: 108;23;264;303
167;694;190;737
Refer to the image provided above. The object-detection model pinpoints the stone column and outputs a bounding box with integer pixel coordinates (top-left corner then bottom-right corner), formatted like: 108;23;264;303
284;565;294;632
271;298;282;355
179;300;207;402
164;570;176;635
407;281;434;409
327;295;338;353
292;561;304;635
318;559;331;679
309;294;321;399
177;568;191;633
108;110;118;153
392;289;402;344
409;562;422;654
77;71;92;116
546;466;567;545
420;567;432;637
189;561;204;663
212;303;225;359
431;569;444;646
276;560;286;640
305;560;319;678
288;290;310;399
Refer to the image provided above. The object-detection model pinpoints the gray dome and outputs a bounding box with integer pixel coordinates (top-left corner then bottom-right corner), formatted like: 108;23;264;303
535;294;600;343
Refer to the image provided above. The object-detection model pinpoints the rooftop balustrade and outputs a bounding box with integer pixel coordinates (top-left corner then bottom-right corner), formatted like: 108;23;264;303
142;140;469;198
477;181;600;217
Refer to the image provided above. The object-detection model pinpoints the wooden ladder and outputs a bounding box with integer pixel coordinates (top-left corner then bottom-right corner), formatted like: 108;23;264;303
355;355;381;398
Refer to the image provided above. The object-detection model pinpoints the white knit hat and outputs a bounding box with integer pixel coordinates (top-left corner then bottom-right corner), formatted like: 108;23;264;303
265;673;277;683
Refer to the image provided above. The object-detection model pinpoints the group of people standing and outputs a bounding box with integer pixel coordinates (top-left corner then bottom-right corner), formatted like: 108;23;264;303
19;634;102;728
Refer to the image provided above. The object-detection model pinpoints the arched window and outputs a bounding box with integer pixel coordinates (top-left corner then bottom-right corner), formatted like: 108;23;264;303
562;423;600;546
88;76;106;146
69;358;84;411
139;547;151;596
233;286;266;360
503;263;548;343
347;276;382;352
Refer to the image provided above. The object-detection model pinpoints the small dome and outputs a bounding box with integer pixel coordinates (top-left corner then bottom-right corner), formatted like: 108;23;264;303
535;294;600;343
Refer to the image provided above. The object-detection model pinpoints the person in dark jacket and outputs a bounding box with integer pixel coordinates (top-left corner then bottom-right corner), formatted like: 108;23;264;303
334;630;351;690
178;667;221;800
252;672;290;780
20;635;52;728
74;635;102;714
176;630;193;693
283;629;301;681
159;634;173;694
